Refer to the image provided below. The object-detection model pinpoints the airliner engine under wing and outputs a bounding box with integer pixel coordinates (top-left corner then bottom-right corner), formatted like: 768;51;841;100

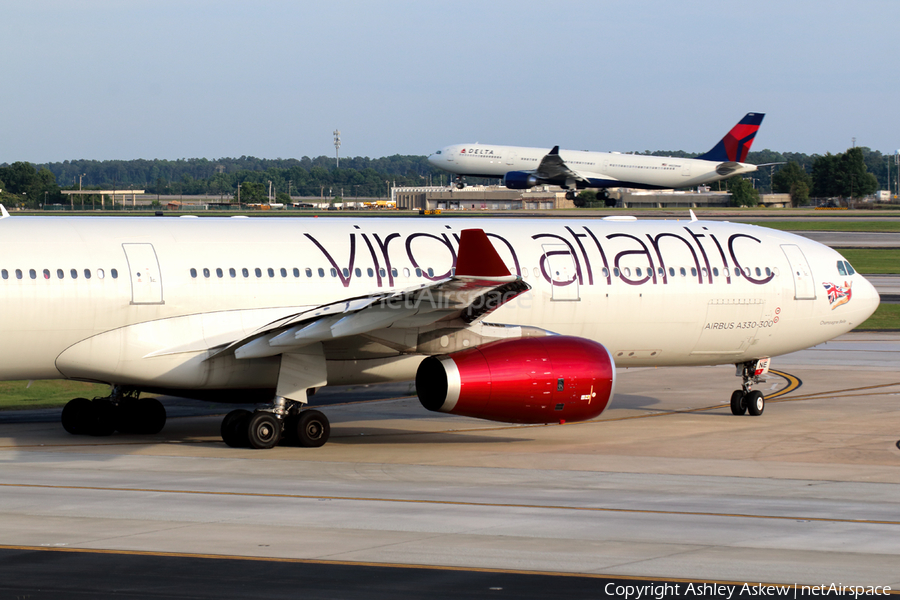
428;113;765;203
0;211;879;448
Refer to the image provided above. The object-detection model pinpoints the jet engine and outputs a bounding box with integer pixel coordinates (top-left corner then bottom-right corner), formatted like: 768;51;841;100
501;171;542;190
416;336;615;424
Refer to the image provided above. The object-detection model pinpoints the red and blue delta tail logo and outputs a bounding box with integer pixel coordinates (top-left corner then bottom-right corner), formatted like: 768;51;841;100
696;113;765;163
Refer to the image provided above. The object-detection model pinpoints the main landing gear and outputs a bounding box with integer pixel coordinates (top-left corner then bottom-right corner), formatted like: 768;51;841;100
455;175;467;190
220;397;330;449
61;388;166;436
730;358;770;416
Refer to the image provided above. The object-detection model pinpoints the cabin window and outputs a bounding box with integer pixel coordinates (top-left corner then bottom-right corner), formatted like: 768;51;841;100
69;269;77;279
679;267;686;277
111;268;118;279
1;269;7;280
267;268;275;278
669;267;675;277
602;267;609;278
255;268;262;278
29;269;36;279
379;268;386;278
613;267;620;277
690;267;697;277
355;268;362;277
306;268;313;277
624;267;632;278
216;268;224;278
318;268;325;278
330;268;337;278
367;268;374;277
97;269;105;279
635;267;642;278
203;268;210;278
293;268;300;277
42;269;50;279
229;268;237;278
415;268;422;277
242;268;250;278
342;268;350;278
16;269;23;280
392;268;399;278
713;267;719;277
427;267;434;277
280;268;287;278
56;269;64;279
755;267;762;277
191;268;199;278
734;267;742;277
658;267;664;278
701;268;708;279
765;267;772;277
744;267;751;278
84;269;91;280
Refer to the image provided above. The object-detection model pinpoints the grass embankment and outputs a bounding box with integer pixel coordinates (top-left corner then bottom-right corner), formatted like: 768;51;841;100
857;304;900;330
756;221;900;233
839;249;900;274
0;380;108;410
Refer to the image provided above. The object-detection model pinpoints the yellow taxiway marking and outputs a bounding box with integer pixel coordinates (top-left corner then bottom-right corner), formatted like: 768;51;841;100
1;544;898;593
1;482;898;527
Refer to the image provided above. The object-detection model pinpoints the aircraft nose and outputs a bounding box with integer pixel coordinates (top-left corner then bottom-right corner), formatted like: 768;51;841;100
856;274;881;321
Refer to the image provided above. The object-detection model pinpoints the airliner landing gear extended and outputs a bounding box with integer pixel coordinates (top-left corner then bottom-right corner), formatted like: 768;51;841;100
730;358;770;416
455;175;467;190
220;397;330;449
61;388;166;436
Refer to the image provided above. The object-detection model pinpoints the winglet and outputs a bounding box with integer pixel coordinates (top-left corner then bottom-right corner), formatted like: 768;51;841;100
0;204;9;219
549;146;560;155
455;229;511;278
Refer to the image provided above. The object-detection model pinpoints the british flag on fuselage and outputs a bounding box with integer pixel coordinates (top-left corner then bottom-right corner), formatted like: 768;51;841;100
824;281;852;309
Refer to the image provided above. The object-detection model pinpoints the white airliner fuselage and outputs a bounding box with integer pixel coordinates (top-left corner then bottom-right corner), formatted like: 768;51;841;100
0;215;879;447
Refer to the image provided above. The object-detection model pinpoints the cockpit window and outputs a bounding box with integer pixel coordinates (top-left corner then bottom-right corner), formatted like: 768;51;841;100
844;261;856;275
435;150;441;155
837;261;847;276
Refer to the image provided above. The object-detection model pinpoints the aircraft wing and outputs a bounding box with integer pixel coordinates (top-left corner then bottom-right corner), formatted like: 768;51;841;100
533;147;614;184
211;229;530;361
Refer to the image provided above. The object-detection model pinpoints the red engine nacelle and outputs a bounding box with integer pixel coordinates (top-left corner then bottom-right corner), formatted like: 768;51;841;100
416;336;616;424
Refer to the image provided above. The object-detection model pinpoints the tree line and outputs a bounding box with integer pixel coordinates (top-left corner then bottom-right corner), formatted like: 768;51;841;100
0;147;892;209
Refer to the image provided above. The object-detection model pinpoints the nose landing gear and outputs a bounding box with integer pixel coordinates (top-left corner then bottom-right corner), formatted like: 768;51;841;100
730;358;770;416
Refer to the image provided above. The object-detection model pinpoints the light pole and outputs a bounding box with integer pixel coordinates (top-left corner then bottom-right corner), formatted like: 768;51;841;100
334;130;341;168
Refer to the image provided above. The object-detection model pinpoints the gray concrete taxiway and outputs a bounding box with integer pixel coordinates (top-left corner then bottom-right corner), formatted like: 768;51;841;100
1;332;898;591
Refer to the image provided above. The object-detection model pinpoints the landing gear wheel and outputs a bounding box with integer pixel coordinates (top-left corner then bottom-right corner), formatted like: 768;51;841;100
296;410;330;448
61;397;92;435
89;399;117;436
730;390;747;416
137;397;167;434
746;391;765;416
565;190;576;201
247;412;282;449
221;409;252;448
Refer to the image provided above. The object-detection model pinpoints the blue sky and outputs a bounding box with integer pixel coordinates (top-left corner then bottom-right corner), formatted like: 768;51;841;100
3;0;898;163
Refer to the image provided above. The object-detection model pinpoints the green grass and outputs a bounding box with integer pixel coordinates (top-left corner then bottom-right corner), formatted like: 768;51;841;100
857;303;900;330
754;221;900;232
0;380;108;411
839;249;900;274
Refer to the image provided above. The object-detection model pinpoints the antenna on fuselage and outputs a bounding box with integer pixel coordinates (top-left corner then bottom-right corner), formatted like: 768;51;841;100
0;204;10;219
689;209;698;222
